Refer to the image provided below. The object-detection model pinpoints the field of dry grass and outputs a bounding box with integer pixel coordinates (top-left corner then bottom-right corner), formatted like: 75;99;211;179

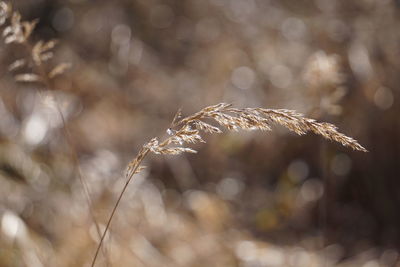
0;0;399;266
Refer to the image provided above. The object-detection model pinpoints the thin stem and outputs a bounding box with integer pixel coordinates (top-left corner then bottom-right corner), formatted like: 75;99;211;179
21;40;110;265
90;103;367;266
55;104;110;262
91;147;150;267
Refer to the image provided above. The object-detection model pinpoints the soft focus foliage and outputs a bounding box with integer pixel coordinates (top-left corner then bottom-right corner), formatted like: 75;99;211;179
0;0;398;266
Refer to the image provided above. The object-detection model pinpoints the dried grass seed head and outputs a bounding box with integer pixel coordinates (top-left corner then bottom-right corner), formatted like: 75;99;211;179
126;103;366;179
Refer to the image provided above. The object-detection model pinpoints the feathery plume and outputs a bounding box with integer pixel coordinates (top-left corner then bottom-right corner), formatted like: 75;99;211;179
125;103;367;181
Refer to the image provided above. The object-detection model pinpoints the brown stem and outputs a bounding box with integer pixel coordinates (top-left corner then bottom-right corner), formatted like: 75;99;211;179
91;147;150;267
20;40;110;265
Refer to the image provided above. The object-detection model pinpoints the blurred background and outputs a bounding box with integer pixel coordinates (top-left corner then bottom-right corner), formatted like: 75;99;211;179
0;0;399;266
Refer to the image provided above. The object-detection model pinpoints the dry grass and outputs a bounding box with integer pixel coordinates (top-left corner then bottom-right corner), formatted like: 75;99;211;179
0;1;70;84
2;2;371;267
1;2;107;265
127;103;366;179
92;102;366;266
